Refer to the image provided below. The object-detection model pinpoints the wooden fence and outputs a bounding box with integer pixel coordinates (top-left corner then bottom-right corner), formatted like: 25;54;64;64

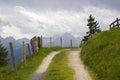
31;36;74;50
42;37;73;48
9;42;32;73
7;35;75;73
109;18;120;29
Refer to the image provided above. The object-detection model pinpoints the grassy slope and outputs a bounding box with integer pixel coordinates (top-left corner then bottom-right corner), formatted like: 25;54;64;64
81;28;120;80
44;51;74;80
0;48;52;80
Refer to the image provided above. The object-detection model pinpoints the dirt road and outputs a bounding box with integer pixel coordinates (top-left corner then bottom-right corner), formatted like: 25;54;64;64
30;51;61;80
30;49;92;80
69;49;92;80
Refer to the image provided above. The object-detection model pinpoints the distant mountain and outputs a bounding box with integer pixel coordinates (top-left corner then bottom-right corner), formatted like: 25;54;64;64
0;36;4;42
61;32;81;47
0;36;30;47
6;37;21;47
0;34;81;64
17;38;30;44
62;32;74;40
0;36;21;48
0;34;81;48
0;36;30;65
43;32;81;47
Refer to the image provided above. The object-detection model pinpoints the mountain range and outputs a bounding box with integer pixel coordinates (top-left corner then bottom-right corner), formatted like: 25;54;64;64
0;33;81;64
0;33;81;48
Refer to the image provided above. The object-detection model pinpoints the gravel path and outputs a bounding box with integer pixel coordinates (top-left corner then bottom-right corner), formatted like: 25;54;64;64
30;51;61;80
69;50;92;80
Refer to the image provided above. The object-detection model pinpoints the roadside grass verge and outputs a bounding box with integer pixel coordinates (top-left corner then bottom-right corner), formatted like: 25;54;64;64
0;48;52;80
50;46;79;51
51;46;62;51
81;28;120;80
44;51;74;80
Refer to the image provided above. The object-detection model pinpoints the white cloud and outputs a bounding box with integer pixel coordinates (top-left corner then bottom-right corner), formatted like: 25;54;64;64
84;6;120;29
0;6;120;39
0;25;23;38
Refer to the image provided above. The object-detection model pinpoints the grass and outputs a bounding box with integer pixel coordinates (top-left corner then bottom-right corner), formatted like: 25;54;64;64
44;51;74;80
51;46;62;51
49;46;79;51
0;46;77;80
0;48;53;80
81;28;120;80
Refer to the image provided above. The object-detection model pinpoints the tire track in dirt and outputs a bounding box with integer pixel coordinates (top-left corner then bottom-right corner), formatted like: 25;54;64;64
30;51;61;80
69;49;92;80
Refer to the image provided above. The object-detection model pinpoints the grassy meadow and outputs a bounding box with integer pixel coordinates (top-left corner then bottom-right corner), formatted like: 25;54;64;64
81;28;120;80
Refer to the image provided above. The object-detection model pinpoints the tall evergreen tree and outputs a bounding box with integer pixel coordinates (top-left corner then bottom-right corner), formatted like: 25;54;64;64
82;14;101;43
87;14;101;37
0;42;8;66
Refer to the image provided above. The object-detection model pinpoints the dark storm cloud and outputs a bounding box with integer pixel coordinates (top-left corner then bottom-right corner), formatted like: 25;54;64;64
0;0;119;10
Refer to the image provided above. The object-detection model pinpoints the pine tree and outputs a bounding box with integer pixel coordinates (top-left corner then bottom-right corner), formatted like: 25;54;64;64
82;14;101;43
0;42;8;66
87;14;101;37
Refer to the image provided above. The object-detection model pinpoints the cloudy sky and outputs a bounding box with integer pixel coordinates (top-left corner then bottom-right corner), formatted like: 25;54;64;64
0;0;120;39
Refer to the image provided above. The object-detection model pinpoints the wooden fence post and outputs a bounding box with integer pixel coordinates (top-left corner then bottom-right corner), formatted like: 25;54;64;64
113;23;115;27
70;39;72;47
116;18;119;27
41;35;43;47
60;37;62;48
109;24;111;29
9;42;17;73
50;37;52;48
27;44;32;60
38;37;41;49
22;41;26;67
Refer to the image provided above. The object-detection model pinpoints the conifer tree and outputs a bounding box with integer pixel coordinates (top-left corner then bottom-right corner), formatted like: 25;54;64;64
82;14;101;42
87;14;101;37
0;42;8;66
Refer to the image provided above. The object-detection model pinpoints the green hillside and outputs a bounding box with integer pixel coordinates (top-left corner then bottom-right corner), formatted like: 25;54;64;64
81;28;120;80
